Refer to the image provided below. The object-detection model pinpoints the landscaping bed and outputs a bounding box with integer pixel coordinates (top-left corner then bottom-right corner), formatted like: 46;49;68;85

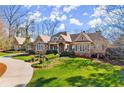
31;54;60;68
0;63;7;77
27;57;124;87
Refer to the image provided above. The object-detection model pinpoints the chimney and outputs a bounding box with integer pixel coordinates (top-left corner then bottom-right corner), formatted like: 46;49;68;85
96;30;102;35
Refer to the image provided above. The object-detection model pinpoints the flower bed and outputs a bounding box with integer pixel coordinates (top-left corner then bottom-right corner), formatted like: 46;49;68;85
0;63;7;77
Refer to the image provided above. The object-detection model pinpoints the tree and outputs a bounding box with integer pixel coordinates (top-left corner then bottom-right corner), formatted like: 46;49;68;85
101;6;124;64
41;19;60;36
105;6;124;31
91;6;124;42
0;5;28;38
0;20;12;50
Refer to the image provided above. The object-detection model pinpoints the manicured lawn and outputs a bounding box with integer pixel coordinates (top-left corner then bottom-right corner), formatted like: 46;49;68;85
13;55;33;60
0;63;7;77
0;52;17;56
12;54;59;61
27;57;124;87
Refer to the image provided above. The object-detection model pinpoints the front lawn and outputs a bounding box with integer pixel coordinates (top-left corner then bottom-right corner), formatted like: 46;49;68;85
27;57;124;87
12;54;59;61
13;55;33;60
0;51;19;56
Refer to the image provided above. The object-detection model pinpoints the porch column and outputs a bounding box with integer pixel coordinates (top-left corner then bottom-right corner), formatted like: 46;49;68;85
57;44;59;52
48;44;50;50
97;53;99;59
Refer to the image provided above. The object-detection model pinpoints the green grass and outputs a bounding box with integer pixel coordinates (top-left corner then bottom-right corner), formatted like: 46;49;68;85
12;54;59;61
0;51;18;56
45;54;59;60
27;57;124;87
13;55;33;60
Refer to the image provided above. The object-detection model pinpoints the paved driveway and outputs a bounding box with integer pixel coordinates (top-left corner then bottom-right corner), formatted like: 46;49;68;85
0;56;33;87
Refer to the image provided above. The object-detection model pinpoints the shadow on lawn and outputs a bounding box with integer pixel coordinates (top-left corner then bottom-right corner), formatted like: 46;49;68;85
28;77;57;87
66;69;124;87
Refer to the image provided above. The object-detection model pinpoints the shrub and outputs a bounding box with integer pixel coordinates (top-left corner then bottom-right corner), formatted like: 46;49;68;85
106;47;124;65
31;63;42;68
46;50;58;55
60;51;71;57
27;50;35;55
24;59;32;62
46;54;59;60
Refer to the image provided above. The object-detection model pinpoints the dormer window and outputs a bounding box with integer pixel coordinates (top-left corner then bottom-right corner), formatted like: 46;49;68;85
53;37;57;41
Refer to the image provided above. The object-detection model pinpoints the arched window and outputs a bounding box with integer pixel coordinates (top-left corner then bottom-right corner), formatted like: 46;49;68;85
82;37;84;40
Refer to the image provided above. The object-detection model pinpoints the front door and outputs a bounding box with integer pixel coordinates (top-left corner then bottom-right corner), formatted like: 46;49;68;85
59;43;64;53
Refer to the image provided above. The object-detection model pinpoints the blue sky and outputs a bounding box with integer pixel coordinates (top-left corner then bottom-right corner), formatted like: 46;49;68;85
21;5;101;34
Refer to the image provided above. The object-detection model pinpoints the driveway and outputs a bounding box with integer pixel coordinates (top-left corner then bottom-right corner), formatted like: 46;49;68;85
0;55;33;87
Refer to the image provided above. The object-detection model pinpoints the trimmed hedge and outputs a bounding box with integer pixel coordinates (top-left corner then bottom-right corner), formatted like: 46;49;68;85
60;51;75;57
26;50;35;55
46;50;58;55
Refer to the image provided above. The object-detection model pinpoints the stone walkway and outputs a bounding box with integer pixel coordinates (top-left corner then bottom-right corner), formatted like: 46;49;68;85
0;55;33;87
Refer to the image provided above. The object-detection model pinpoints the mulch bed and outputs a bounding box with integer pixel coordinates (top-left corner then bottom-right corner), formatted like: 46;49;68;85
0;63;7;77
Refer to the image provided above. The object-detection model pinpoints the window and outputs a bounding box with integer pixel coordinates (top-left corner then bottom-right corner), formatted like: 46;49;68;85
82;45;85;51
75;45;77;51
80;45;82;51
87;45;89;51
82;37;84;40
102;45;105;50
36;43;43;50
77;45;80;51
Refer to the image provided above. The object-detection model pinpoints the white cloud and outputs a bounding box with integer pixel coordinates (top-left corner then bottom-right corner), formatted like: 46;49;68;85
58;24;65;30
91;6;107;17
49;6;67;22
50;14;56;21
88;18;102;28
83;12;88;16
24;5;32;9
63;5;80;13
27;11;42;22
57;15;67;21
70;18;83;26
49;6;61;21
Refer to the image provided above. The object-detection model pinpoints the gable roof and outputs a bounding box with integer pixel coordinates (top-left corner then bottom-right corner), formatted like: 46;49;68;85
70;33;80;42
52;32;67;37
60;33;72;42
50;32;71;43
39;35;50;43
15;37;26;45
87;32;108;43
70;32;108;43
36;31;109;44
74;32;93;42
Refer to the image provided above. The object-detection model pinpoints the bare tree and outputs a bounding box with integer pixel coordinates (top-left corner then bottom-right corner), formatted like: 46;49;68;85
1;5;28;37
41;19;60;36
105;6;124;31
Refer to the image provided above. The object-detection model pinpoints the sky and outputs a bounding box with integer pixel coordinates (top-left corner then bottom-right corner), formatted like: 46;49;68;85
1;5;122;38
21;5;103;34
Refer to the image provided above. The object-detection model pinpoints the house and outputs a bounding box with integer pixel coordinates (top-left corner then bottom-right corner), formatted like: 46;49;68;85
13;31;109;58
48;32;72;53
33;35;50;54
48;31;109;58
13;37;34;51
13;37;26;50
